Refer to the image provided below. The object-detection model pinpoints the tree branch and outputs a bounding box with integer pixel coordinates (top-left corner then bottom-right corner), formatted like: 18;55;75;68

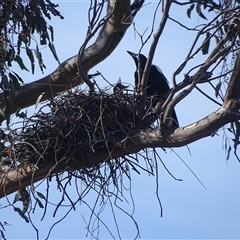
224;50;240;103
0;97;238;199
0;0;134;122
1;0;240;201
137;0;172;118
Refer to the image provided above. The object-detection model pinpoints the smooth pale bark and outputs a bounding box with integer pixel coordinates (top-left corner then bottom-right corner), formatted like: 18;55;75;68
1;1;240;199
0;98;239;198
0;0;133;121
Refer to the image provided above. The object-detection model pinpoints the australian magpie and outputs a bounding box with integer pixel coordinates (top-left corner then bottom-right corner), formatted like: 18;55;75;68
127;51;179;128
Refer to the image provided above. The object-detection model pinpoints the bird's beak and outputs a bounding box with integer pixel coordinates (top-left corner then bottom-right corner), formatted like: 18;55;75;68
127;51;137;60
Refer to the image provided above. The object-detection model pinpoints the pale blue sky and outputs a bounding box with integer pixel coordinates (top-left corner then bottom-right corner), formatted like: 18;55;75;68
1;1;240;239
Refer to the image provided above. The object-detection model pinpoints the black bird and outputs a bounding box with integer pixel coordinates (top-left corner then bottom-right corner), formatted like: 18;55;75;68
113;79;129;96
127;51;179;128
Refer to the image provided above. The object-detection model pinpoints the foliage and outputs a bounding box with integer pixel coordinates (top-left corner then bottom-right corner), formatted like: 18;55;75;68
0;0;63;126
0;0;240;239
0;221;7;240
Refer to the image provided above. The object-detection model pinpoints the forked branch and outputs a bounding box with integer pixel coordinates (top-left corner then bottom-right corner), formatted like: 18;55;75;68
1;47;240;198
0;0;136;122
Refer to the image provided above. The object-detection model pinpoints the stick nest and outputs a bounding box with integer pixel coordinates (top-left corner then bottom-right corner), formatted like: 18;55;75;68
8;88;158;166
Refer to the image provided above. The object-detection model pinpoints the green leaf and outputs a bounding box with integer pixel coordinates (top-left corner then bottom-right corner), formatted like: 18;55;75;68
1;74;9;90
48;42;60;64
196;3;207;20
40;34;47;45
26;48;35;74
36;191;46;200
25;6;33;29
0;221;6;231
14;55;29;71
35;92;45;109
13;188;30;214
9;80;15;106
232;138;240;150
20;188;30;214
224;137;227;151
235;121;240;136
35;13;47;33
187;4;195;19
215;82;221;98
34;45;46;73
11;71;24;83
226;145;231;160
6;47;15;66
5;107;10;129
37;199;44;209
13;207;29;223
48;25;54;42
201;32;211;55
9;73;20;90
13;190;21;204
15;108;27;119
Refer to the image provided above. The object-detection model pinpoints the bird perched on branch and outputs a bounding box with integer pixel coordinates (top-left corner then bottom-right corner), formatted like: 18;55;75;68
127;51;179;128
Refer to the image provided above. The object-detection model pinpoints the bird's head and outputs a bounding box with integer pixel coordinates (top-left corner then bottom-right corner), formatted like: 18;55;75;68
127;51;147;70
113;79;129;96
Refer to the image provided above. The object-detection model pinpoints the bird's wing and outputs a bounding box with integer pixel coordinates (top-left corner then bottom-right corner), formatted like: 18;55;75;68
152;64;169;84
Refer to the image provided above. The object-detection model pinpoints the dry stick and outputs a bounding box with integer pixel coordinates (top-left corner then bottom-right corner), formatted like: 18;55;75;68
2;2;240;200
0;0;135;198
163;45;232;125
170;7;239;92
171;8;233;85
162;11;239;125
0;0;133;122
77;1;113;95
1;90;239;200
137;0;172;119
133;2;160;117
